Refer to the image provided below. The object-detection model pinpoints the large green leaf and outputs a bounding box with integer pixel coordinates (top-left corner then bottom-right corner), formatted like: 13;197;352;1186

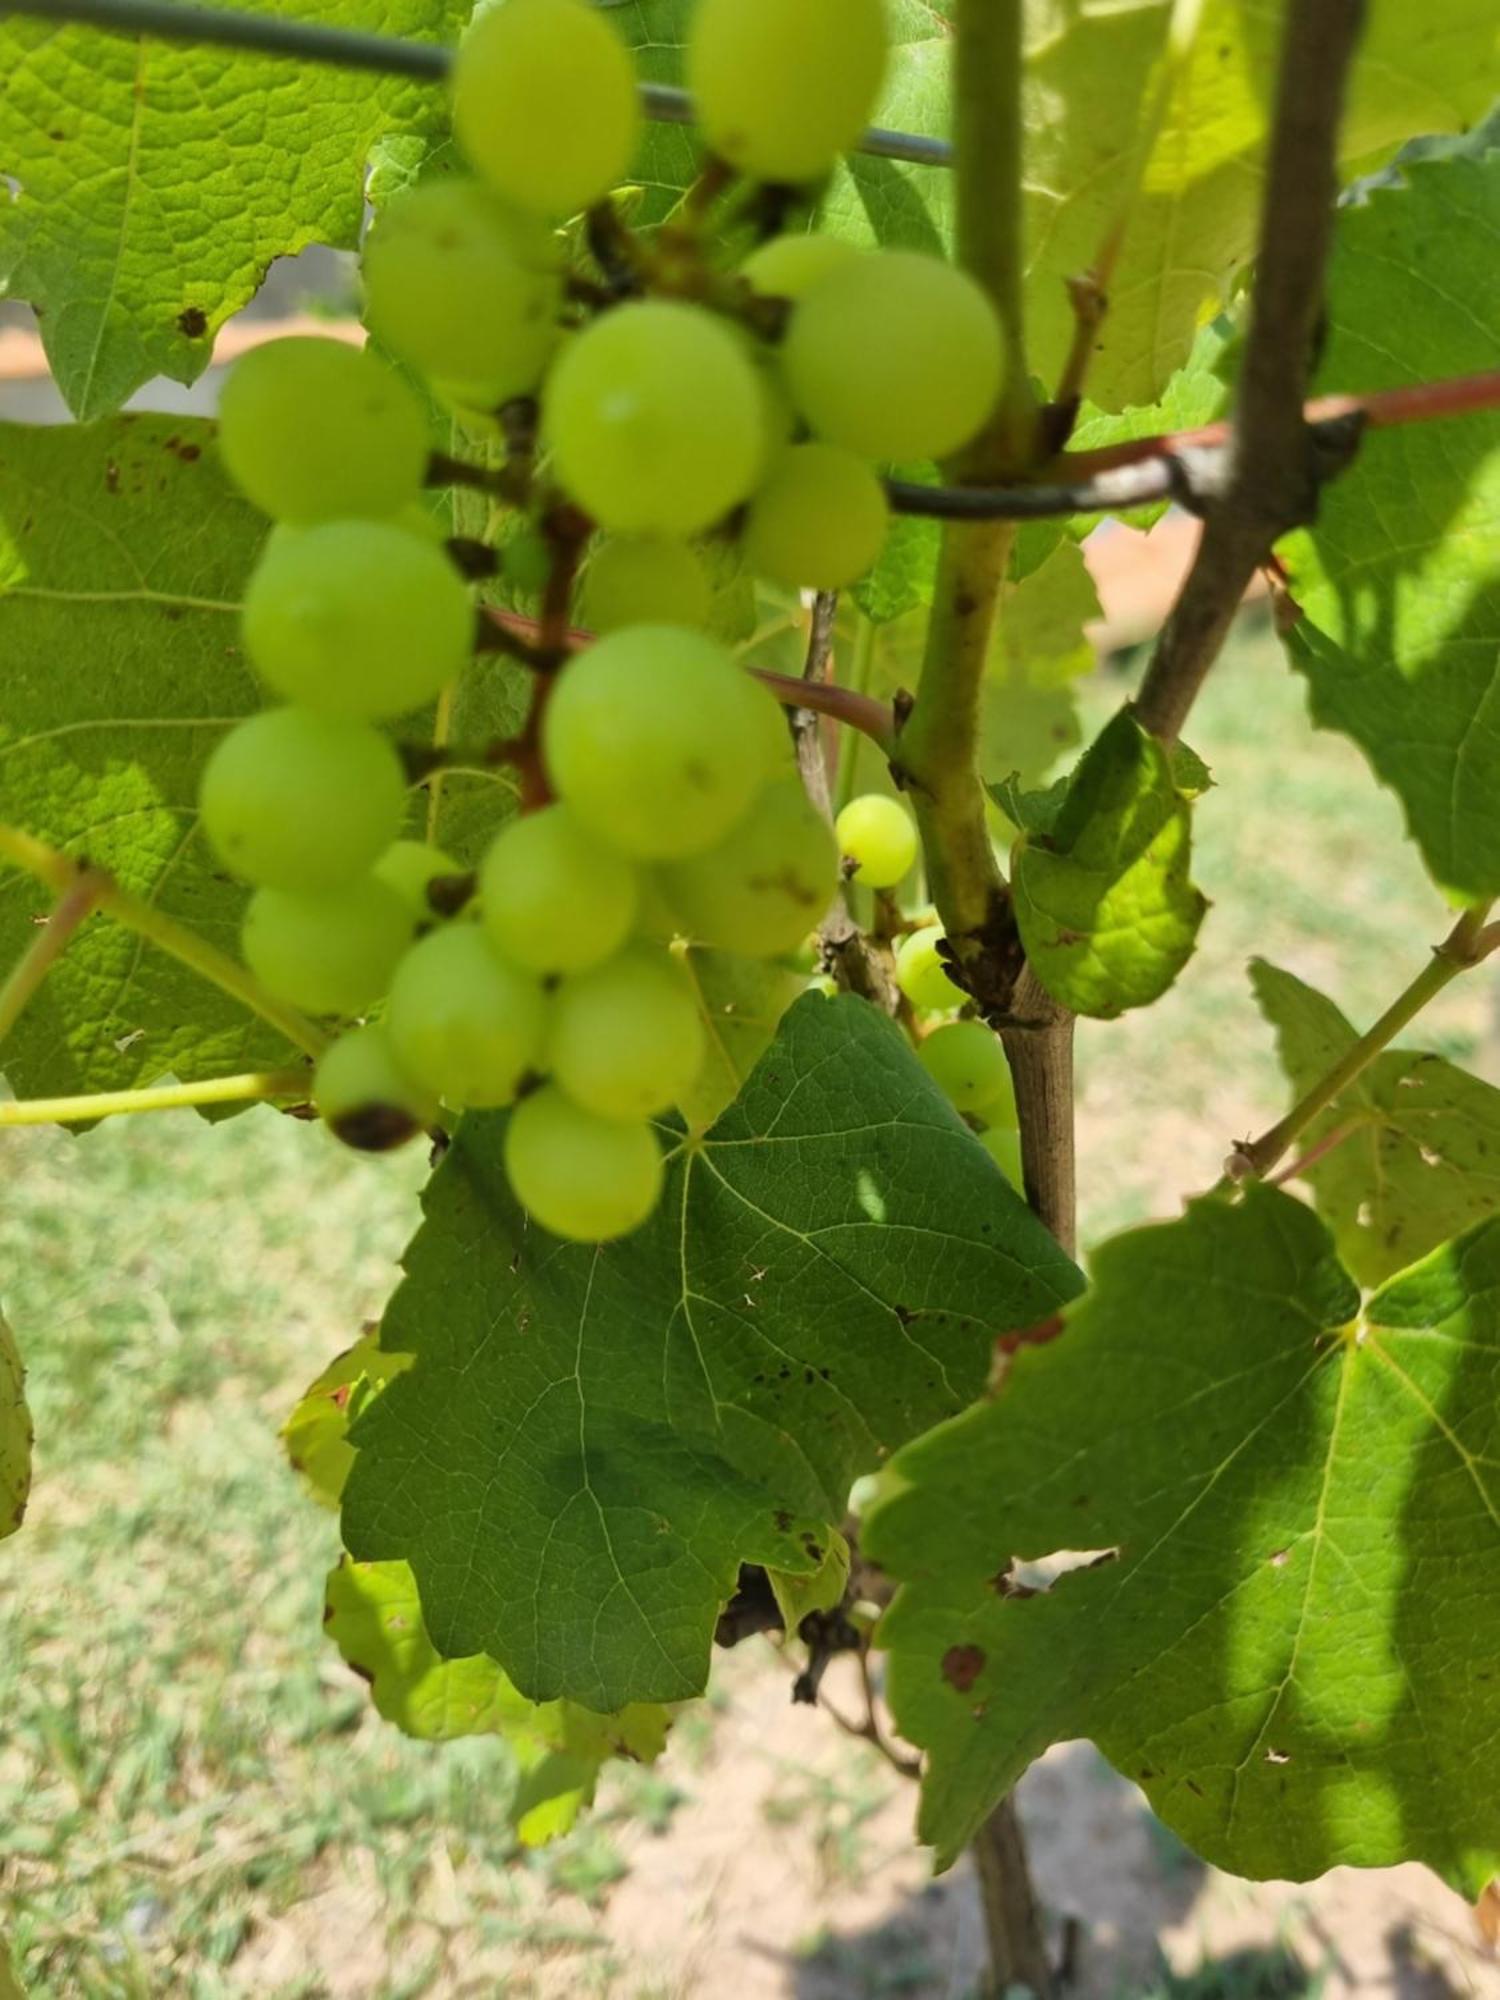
1022;1;1497;410
865;1184;1500;1895
1281;150;1500;899
1009;709;1206;1017
342;993;1083;1713
1252;960;1500;1288
0;414;294;1101
0;1312;31;1543
0;0;463;418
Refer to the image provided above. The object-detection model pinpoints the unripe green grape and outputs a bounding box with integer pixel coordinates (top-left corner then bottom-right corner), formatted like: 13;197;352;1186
385;925;547;1110
660;777;838;958
373;840;468;923
742;443;889;590
544;301;766;535
548;943;705;1122
242;878;413;1016
243;521;473;720
315;1024;439;1153
894;924;965;1012
504;1086;663;1243
362;179;560;408
688;0;888;186
543;627;773;858
980;1123;1023;1190
453;0;640;219
480;805;638;973
199;708;407;891
835;793;918;888
917;1020;1016;1123
218;337;428;525
583;537;713;634
741;233;859;302
784;251;1004;461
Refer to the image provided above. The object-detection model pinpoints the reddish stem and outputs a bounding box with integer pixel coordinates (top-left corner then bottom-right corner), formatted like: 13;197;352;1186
1063;367;1500;479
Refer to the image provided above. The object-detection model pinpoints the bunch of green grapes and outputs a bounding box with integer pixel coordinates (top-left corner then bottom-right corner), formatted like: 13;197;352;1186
195;0;1024;1247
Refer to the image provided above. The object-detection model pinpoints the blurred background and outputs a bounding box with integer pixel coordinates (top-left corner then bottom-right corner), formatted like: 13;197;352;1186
1;276;1497;1997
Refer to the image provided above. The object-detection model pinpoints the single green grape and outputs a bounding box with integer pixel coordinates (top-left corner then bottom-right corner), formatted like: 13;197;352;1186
688;0;888;185
543;627;773;858
199;708;407;891
480;805;639;973
835;793;918;888
362;178;560;408
243;520;473;720
314;1024;439;1153
544;301;766;535
217;337;428;525
784;251;1004;460
917;1020;1017;1122
979;1123;1023;1190
504;1086;664;1242
894;924;966;1012
742;443;889;590
548;943;705;1121
582;537;713;634
385;925;548;1110
242;877;413;1016
452;0;639;219
660;777;839;958
740;233;860;302
372;840;468;923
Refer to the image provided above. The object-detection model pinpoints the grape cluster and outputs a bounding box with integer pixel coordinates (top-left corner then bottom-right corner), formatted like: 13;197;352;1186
198;0;1016;1243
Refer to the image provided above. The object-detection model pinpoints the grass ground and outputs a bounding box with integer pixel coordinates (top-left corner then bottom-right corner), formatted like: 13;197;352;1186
0;621;1493;1996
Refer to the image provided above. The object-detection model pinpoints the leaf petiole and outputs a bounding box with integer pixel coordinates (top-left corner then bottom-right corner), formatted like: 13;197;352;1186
0;1070;310;1129
0;823;329;1060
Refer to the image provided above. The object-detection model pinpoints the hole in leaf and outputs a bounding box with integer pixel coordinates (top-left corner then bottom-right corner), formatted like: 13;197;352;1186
993;1547;1119;1598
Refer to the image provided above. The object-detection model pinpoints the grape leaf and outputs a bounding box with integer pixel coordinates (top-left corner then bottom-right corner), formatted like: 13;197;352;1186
1010;710;1206;1018
325;1558;670;1845
0;414;297;1103
1281;150;1500;900
866;1184;1500;1895
675;946;805;1132
283;1331;415;1511
1023;1;1498;409
342;994;1083;1713
0;1312;32;1542
768;1529;852;1637
0;0;464;419
990;540;1101;690
1252;960;1500;1288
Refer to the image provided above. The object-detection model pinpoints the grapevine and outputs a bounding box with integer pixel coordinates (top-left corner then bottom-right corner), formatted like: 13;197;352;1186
1;0;1499;1991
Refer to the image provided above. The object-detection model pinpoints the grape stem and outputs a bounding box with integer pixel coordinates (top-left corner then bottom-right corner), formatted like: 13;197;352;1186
0;870;105;1051
0;822;330;1060
0;1070;310;1129
1230;903;1497;1183
883;369;1500;523
750;670;896;753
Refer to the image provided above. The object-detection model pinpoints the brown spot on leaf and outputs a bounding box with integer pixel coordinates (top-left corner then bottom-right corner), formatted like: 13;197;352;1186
177;306;208;338
773;1509;793;1534
941;1643;985;1694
